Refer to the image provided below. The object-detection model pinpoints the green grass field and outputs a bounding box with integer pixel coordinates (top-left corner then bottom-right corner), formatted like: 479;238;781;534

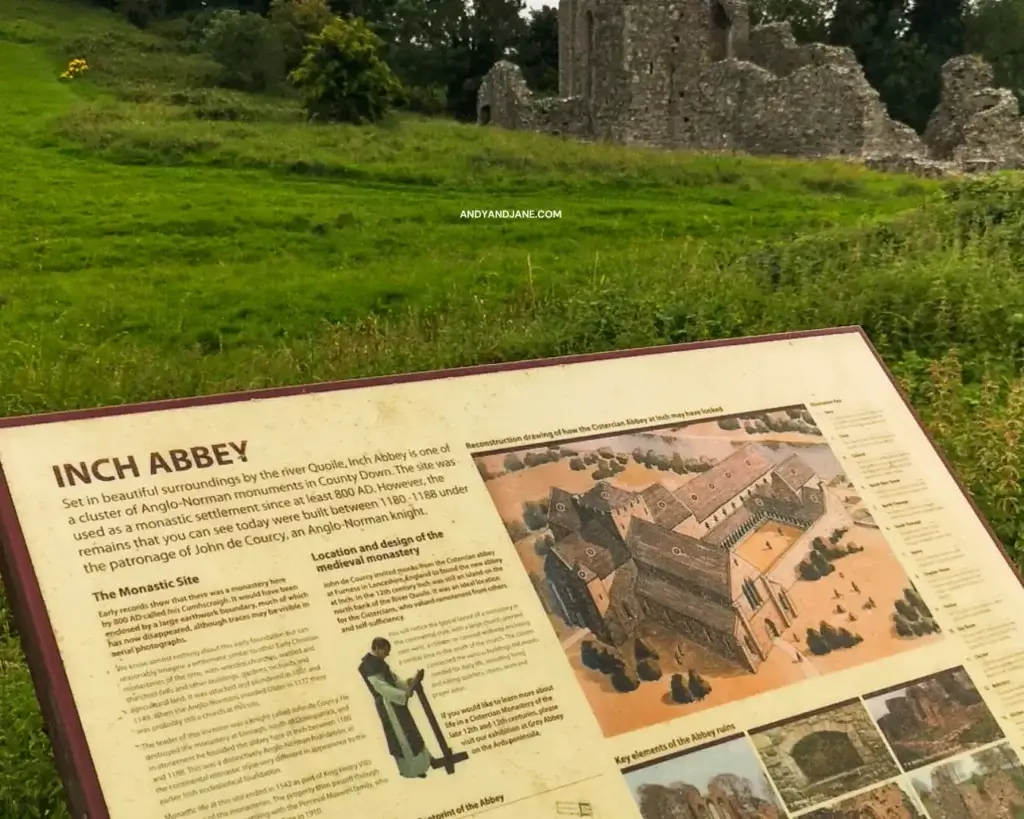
2;1;1024;816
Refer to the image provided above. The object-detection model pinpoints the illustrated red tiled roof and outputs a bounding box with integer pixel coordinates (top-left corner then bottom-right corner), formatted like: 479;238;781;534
626;517;731;598
548;486;581;532
774;454;816;493
641;483;693;529
577;481;636;513
673;445;775;523
550;533;624;581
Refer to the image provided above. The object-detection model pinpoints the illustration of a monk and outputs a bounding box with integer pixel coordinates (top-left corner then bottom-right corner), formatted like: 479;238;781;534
358;637;433;779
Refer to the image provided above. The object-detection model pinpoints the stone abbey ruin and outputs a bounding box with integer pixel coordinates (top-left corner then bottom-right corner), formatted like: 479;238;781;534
476;0;1024;175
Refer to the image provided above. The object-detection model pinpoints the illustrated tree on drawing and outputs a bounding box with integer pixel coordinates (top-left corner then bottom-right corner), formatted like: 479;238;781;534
687;670;711;700
523;500;549;530
504;453;524;471
670;673;694;703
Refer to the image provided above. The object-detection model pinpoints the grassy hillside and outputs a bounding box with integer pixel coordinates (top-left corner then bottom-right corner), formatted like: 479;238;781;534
2;1;1024;816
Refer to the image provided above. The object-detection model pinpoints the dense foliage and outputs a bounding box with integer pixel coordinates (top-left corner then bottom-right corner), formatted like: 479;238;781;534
268;0;332;70
289;14;402;122
92;0;557;118
202;8;284;90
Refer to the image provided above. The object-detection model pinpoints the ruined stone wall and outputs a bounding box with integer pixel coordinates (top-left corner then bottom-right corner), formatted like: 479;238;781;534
622;0;750;146
479;0;1024;175
533;96;591;138
926;56;999;158
670;54;923;158
827;782;921;819
924;55;1024;170
753;703;899;813
749;22;849;76
476;61;536;130
558;0;575;97
476;61;591;139
566;0;631;143
621;0;687;146
958;772;1024;819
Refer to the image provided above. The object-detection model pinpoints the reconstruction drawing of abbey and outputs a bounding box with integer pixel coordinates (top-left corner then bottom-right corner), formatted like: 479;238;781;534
477;0;1024;174
542;444;827;672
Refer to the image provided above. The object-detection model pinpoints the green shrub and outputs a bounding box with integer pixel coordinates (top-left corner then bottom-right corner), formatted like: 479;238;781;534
202;9;285;92
289;16;402;124
173;9;220;54
116;0;167;28
906;350;1024;556
268;0;333;71
397;84;448;116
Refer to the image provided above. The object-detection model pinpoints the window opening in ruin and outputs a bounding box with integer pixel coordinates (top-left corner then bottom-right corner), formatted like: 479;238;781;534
791;731;864;783
648;62;654;74
480;104;492;125
765;619;778;638
710;0;732;61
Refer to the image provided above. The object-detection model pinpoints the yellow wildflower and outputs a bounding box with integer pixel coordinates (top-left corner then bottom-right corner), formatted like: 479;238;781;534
60;58;89;80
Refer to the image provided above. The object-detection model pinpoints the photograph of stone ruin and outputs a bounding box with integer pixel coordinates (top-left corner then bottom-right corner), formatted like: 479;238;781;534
473;406;942;738
749;699;900;812
624;734;787;819
908;743;1024;819
863;666;1005;772
801;781;927;819
476;0;1024;176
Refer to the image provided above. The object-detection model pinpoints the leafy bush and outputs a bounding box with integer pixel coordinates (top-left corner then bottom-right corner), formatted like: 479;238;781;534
116;0;166;28
522;501;548;530
268;0;333;71
180;9;219;53
289;16;402;124
580;640;601;670
670;673;693;703
634;639;658;661
397;84;449;116
610;667;640;692
636;658;662;681
686;670;712;699
203;9;285;92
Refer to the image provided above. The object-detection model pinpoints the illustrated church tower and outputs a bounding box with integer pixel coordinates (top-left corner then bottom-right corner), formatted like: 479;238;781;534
557;0;751;146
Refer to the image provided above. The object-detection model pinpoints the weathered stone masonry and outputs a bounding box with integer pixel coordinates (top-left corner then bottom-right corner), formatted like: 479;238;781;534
752;701;900;812
477;0;1024;175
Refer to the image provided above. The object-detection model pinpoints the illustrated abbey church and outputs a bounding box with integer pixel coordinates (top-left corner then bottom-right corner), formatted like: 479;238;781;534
542;444;835;672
